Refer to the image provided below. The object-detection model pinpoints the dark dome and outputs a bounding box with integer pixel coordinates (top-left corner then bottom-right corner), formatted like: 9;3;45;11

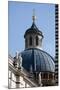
24;22;43;38
21;48;55;73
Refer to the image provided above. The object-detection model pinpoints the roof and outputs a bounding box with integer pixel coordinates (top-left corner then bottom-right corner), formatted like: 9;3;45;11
24;22;43;38
21;48;55;73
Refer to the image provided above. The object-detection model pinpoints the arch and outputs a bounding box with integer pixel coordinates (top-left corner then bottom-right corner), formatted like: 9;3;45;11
36;36;39;46
29;36;32;46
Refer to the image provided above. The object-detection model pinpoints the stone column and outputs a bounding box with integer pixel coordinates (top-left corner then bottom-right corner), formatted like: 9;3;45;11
53;73;54;80
38;72;42;86
48;73;49;80
52;73;55;84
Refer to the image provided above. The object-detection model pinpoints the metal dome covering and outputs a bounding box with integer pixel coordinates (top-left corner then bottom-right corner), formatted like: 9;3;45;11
24;22;43;38
21;48;55;73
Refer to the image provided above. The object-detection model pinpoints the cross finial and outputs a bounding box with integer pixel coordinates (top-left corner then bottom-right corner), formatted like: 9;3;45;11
32;9;36;23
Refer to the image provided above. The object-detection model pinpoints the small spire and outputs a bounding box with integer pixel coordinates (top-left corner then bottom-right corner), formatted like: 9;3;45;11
32;9;36;23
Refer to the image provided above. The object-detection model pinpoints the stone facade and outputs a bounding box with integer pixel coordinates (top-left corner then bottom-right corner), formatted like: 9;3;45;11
8;55;38;88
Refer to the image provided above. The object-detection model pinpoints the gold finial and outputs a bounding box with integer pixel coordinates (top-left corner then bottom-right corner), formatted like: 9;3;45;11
32;9;36;23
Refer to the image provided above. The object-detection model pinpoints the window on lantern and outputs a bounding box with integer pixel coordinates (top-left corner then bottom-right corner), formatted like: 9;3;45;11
36;36;38;46
25;38;28;48
29;36;32;46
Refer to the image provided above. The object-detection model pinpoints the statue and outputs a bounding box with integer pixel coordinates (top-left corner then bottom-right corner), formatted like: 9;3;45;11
18;54;22;70
16;51;18;59
14;51;19;69
14;52;22;70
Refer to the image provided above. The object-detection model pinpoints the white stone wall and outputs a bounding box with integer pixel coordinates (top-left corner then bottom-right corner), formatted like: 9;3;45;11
8;70;16;88
8;70;31;88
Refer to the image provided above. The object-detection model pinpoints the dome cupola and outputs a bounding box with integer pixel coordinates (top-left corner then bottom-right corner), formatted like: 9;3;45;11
24;10;43;50
21;48;55;73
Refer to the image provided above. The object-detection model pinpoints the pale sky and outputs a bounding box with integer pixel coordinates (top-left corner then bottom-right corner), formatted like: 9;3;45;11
8;1;55;57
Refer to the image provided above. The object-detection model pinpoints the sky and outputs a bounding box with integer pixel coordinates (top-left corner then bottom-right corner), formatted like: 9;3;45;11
8;1;55;57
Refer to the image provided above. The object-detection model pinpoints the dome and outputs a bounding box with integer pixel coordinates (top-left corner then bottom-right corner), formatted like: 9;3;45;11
24;22;43;38
21;48;55;73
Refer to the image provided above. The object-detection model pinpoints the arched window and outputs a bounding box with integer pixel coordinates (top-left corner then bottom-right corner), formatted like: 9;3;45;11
25;38;28;48
29;36;32;46
49;73;53;79
36;36;38;46
43;73;48;79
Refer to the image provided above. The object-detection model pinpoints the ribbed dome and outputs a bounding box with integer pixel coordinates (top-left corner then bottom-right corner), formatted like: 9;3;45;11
24;22;43;38
21;48;55;73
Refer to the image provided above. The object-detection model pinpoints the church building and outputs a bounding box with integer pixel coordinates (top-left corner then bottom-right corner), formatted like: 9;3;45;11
8;11;55;88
